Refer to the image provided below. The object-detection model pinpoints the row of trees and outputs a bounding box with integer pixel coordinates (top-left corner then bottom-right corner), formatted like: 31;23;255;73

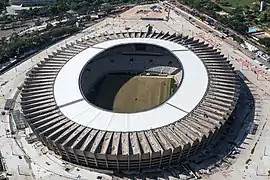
181;0;249;34
15;0;157;20
0;0;8;12
181;0;270;34
0;24;80;64
216;0;232;7
259;37;270;51
180;0;270;51
0;0;161;66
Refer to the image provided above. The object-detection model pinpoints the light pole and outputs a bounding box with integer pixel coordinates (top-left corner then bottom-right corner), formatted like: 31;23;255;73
1;90;6;100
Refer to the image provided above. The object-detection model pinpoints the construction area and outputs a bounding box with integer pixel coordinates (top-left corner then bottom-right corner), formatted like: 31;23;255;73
120;4;169;21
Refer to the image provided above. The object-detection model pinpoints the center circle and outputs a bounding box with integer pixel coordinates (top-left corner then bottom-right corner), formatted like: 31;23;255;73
79;43;182;113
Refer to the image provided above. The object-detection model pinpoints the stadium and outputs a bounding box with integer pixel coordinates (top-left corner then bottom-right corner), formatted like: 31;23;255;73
21;31;240;172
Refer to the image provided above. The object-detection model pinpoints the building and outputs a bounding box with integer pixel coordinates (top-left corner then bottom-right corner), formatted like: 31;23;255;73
10;0;56;6
21;31;239;172
12;110;27;130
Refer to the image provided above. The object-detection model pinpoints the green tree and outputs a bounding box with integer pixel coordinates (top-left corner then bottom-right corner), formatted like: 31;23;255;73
0;0;8;12
46;23;53;29
35;18;42;26
259;38;270;48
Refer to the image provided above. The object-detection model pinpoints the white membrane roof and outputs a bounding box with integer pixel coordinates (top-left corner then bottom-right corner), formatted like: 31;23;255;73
54;38;209;132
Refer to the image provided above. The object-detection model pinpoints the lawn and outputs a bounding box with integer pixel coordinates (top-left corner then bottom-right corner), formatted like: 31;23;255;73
218;0;256;8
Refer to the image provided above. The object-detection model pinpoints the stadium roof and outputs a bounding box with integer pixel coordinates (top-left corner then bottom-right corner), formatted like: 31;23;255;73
54;38;208;132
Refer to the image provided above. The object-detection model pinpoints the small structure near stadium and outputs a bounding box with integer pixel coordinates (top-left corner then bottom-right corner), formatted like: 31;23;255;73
120;4;169;21
21;31;239;172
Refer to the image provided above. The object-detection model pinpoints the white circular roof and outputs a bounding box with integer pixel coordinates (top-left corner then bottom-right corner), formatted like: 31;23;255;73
54;38;209;132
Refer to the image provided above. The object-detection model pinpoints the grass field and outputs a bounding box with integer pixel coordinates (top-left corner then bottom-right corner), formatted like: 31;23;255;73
93;74;176;113
217;0;255;10
215;0;256;12
228;0;255;7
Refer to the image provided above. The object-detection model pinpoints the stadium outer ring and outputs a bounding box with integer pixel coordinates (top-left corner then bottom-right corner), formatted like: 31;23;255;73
21;31;240;172
54;38;208;132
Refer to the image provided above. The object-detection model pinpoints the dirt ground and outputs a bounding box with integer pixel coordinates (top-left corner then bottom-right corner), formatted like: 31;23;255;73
120;4;168;20
95;74;173;113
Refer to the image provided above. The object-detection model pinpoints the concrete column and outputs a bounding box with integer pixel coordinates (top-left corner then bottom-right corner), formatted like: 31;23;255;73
72;148;80;164
82;151;89;166
168;149;173;165
159;151;164;169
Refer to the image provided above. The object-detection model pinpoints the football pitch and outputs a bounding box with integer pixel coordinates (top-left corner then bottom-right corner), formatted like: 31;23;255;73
94;74;176;113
